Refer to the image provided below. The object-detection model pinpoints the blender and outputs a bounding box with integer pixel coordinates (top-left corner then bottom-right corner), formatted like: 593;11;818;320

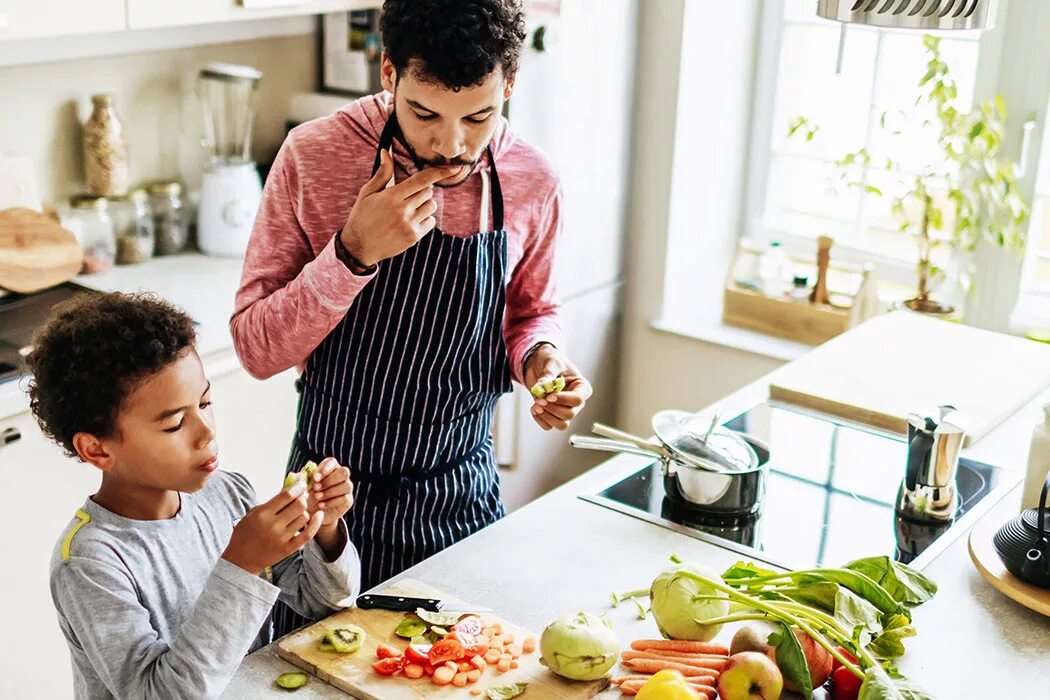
196;62;263;257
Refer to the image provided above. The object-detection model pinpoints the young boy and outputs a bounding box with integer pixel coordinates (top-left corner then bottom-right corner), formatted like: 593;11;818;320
28;292;361;699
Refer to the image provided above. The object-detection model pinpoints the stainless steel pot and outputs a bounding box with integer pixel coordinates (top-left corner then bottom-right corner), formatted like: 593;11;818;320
570;414;771;516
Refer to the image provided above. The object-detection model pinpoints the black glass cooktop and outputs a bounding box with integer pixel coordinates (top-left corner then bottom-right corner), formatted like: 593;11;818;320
580;403;1021;570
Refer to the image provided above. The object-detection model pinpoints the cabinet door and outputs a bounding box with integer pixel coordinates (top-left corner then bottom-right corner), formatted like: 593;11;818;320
0;0;125;40
0;411;102;700
208;367;300;498
126;0;378;30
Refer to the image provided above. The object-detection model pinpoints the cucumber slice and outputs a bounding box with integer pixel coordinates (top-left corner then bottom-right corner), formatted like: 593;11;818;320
324;625;365;653
275;672;308;690
394;618;428;638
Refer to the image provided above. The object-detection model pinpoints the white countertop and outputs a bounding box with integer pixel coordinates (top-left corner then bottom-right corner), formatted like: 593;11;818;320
0;253;246;419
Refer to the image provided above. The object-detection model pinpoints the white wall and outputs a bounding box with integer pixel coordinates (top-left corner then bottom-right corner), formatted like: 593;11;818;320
0;29;318;205
618;0;782;434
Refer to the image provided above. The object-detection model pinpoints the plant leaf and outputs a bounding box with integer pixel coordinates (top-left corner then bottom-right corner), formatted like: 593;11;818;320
780;582;840;613
770;623;813;700
794;570;905;618
857;665;935;700
487;682;529;700
835;588;883;640
845;557;938;607
867;613;916;659
722;561;778;581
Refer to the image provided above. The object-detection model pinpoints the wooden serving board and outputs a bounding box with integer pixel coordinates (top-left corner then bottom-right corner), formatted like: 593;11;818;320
768;311;1050;446
0;207;83;293
277;579;608;699
968;511;1050;617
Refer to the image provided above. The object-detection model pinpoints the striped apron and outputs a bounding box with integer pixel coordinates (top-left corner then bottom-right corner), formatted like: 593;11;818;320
273;114;512;635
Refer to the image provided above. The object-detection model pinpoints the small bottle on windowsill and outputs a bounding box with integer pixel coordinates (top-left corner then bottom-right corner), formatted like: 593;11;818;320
789;274;811;302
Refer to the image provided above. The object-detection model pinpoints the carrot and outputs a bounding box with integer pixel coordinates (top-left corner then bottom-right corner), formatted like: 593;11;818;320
471;690;483;696
622;649;729;661
497;657;512;673
521;637;537;654
506;645;523;659
611;675;655;684
403;663;424;679
509;660;519;669
501;634;515;645
491;623;503;634
452;672;469;687
622;658;719;679
466;669;482;683
433;666;455;685
489;636;503;647
470;655;487;671
458;662;473;673
620;651;727;671
484;649;502;664
630;639;729;655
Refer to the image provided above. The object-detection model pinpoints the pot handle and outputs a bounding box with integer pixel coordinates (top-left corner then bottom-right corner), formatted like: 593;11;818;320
592;423;667;453
569;434;665;461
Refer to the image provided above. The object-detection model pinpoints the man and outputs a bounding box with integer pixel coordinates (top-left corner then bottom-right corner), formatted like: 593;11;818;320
231;0;591;630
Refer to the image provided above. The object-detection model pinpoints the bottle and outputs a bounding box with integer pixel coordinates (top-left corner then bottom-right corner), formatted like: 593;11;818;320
1021;404;1050;511
68;194;117;274
83;94;129;197
148;181;188;255
789;274;811;301
759;241;788;297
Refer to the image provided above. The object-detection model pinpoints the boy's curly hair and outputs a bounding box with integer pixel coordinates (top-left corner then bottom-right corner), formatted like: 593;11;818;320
25;292;197;458
380;0;527;89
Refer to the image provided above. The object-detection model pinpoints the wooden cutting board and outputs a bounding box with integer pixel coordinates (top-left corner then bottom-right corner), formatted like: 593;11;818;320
768;311;1050;446
0;207;83;294
277;579;609;699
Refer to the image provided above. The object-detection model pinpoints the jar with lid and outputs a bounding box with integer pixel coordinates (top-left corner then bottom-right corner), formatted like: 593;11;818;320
83;94;130;197
111;189;156;264
148;181;189;255
68;194;117;273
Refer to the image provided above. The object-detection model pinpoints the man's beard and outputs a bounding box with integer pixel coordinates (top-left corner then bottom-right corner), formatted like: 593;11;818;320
393;118;482;188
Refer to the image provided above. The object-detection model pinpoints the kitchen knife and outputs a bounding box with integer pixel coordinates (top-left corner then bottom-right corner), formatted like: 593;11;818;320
355;593;493;614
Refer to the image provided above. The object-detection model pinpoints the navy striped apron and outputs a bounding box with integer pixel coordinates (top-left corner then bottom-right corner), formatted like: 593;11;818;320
273;114;512;635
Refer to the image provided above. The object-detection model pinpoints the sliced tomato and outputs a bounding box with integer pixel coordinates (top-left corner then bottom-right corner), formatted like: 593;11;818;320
375;643;403;660
405;644;432;666
428;638;466;666
373;657;402;676
462;643;489;658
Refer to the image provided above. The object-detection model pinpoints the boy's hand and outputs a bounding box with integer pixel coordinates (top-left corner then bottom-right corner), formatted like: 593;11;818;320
307;457;355;527
222;481;324;576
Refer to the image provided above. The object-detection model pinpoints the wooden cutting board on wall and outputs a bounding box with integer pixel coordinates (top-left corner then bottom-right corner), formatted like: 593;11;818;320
0;207;82;294
277;578;608;700
768;311;1050;446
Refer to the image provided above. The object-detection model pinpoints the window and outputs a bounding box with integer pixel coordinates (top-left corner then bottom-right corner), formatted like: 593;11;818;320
752;0;983;273
1023;102;1050;292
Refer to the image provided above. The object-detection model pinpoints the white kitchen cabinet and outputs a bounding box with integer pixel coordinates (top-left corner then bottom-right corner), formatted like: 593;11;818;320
0;0;125;41
0;409;102;700
126;0;379;30
0;363;299;700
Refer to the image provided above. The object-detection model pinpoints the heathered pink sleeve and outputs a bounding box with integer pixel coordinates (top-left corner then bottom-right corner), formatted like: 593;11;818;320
504;183;564;385
229;138;375;379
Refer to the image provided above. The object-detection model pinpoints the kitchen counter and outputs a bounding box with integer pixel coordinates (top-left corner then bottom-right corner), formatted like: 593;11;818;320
0;253;245;419
226;363;1050;699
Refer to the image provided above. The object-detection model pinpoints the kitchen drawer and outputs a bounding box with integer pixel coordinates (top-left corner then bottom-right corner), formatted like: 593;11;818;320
0;0;125;40
126;0;379;30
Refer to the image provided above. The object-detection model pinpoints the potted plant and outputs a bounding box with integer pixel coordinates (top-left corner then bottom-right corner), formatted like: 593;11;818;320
788;35;1029;324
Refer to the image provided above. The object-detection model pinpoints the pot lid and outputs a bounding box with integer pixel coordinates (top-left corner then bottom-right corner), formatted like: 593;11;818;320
652;410;759;474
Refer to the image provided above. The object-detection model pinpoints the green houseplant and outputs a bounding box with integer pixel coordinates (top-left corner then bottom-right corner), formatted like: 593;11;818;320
788;35;1029;317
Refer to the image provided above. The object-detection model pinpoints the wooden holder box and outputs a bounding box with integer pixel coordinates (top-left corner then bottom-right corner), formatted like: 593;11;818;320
722;244;871;346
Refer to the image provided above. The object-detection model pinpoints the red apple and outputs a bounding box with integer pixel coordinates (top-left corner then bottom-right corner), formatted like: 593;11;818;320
765;628;833;691
717;651;784;700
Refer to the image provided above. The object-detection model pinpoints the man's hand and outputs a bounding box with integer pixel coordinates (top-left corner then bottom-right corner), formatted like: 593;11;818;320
340;151;458;267
222;481;323;576
523;344;592;431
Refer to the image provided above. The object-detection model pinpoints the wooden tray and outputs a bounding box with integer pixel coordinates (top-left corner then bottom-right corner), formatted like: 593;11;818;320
968;511;1050;617
277;578;608;699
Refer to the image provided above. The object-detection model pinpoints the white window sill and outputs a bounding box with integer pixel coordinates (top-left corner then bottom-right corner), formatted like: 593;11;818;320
650;316;812;363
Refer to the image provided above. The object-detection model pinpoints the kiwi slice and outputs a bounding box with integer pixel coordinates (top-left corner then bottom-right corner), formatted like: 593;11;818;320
529;375;567;399
283;472;302;490
395;617;428;638
323;625;365;653
275;672;308;690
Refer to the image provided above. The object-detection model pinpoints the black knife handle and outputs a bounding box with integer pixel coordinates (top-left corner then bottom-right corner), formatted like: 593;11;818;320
356;594;442;612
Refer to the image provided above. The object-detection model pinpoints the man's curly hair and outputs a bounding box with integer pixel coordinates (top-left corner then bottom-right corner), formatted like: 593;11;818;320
25;292;197;459
380;0;527;89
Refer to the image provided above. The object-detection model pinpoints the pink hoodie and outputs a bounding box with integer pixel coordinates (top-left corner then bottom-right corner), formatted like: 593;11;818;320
230;92;562;384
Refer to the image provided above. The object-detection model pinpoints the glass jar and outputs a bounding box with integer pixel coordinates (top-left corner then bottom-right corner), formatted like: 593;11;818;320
83;94;130;197
69;194;117;273
148;181;188;255
111;189;156;265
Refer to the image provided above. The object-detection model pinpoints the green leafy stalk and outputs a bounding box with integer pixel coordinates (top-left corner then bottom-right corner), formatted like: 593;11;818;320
610;588;649;608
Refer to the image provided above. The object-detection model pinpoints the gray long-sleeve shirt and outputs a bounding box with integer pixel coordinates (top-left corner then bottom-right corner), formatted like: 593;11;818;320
49;470;361;700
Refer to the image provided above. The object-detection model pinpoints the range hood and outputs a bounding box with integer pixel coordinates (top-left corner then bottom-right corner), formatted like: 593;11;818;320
816;0;995;31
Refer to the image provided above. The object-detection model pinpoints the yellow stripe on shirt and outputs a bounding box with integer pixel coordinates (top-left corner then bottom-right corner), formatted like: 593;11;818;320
61;509;92;561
